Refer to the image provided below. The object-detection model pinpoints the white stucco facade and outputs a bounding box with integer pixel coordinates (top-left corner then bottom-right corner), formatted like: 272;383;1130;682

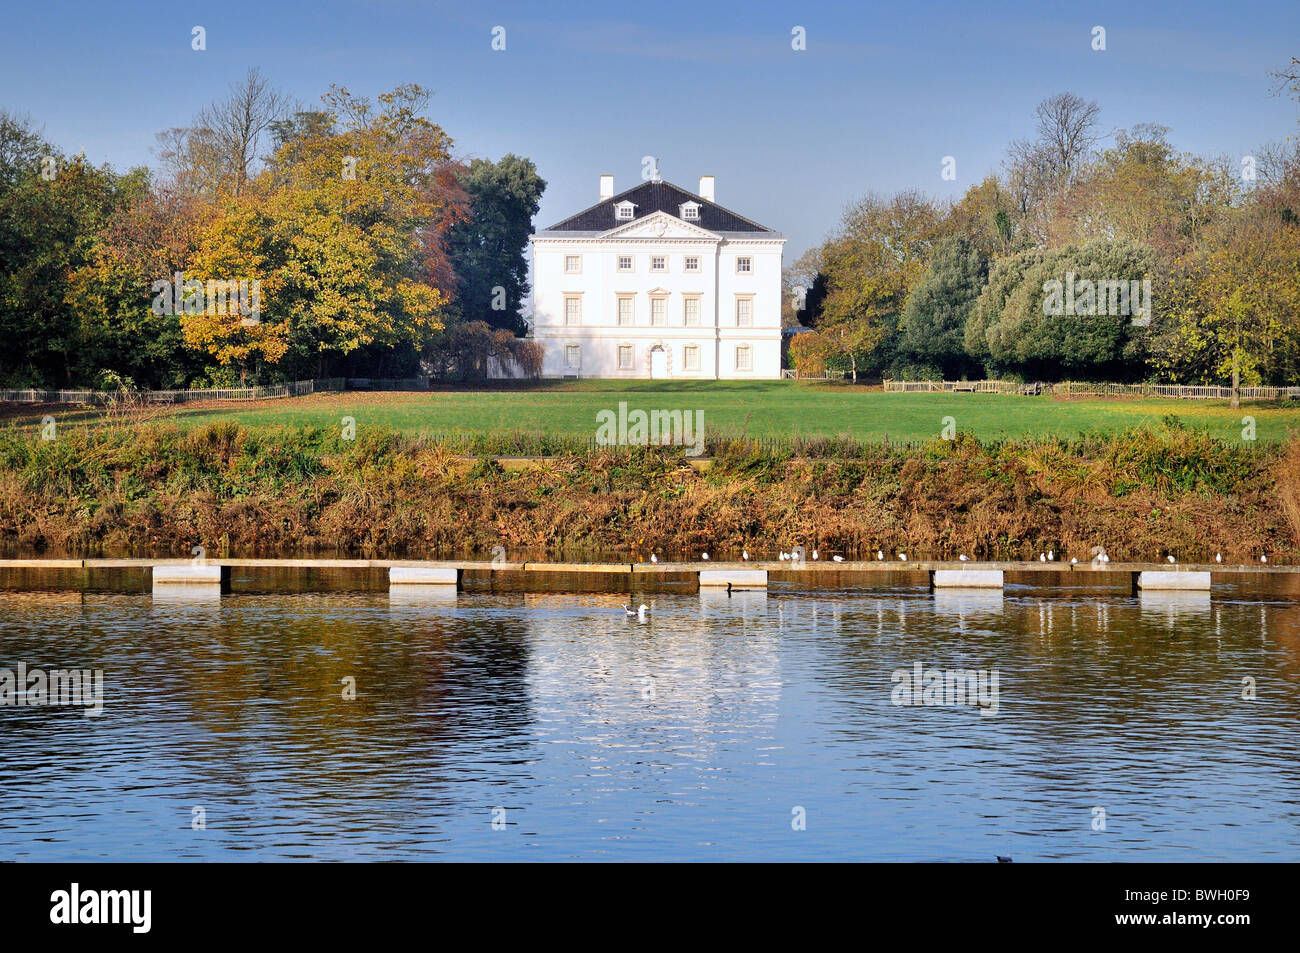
525;177;785;379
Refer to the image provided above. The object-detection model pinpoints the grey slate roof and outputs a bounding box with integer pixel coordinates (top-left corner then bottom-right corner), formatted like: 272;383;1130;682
538;180;777;234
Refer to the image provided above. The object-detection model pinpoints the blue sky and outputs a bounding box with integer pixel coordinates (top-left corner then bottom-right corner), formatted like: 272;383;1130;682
3;0;1298;259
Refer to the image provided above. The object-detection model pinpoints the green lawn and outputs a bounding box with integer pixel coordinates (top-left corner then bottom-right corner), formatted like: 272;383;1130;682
12;380;1300;444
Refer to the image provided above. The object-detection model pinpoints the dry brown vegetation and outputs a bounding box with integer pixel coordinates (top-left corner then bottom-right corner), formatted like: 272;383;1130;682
0;421;1294;563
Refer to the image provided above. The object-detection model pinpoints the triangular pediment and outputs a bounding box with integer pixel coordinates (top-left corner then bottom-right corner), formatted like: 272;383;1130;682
601;210;720;241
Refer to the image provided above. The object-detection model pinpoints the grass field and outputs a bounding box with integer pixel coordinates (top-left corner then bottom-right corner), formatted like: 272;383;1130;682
6;380;1300;444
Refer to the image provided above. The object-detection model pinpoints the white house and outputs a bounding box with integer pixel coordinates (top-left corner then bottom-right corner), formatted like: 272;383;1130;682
526;173;785;379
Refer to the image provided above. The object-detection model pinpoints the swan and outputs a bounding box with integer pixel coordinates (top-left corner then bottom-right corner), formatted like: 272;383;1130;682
637;604;648;621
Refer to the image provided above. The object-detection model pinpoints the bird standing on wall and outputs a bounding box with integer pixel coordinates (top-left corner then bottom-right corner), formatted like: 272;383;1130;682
742;550;749;561
1216;552;1222;563
832;555;844;563
701;553;709;561
650;553;657;564
877;550;884;561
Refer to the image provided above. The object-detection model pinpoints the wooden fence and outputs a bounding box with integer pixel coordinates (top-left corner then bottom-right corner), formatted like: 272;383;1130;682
0;377;350;405
884;380;1300;400
782;369;844;380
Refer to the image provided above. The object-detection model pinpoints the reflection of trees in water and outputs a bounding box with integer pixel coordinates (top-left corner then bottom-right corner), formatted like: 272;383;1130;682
0;592;105;756
134;594;538;808
801;589;1300;731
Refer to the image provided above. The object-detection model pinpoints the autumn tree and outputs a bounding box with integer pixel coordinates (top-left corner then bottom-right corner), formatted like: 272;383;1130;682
179;84;457;381
814;191;940;380
67;180;211;388
1049;125;1234;254
1148;210;1300;405
787;328;832;377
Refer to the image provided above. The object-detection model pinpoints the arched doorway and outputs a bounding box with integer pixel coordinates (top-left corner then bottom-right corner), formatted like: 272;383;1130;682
649;345;668;379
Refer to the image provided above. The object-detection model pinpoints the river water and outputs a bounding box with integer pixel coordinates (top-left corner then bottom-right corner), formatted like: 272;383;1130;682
1;581;1298;861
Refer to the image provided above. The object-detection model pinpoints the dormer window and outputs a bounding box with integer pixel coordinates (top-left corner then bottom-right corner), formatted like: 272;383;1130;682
614;201;635;220
680;201;700;221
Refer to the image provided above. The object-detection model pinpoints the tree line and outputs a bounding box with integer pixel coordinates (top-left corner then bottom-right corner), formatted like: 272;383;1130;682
0;69;545;389
788;65;1300;405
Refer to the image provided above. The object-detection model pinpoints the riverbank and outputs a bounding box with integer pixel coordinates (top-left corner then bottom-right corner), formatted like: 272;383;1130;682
1;419;1297;562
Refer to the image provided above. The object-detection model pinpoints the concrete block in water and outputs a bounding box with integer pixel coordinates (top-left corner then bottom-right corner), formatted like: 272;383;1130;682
389;567;460;586
698;569;768;588
932;569;1004;589
152;564;228;586
1137;571;1211;591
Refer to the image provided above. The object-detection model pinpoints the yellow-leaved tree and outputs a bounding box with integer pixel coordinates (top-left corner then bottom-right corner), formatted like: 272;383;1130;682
181;84;457;381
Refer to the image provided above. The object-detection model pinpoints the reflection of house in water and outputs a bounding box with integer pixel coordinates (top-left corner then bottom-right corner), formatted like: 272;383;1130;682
520;592;782;749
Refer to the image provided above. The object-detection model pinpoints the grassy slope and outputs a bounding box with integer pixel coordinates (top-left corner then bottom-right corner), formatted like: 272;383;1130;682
8;381;1300;444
